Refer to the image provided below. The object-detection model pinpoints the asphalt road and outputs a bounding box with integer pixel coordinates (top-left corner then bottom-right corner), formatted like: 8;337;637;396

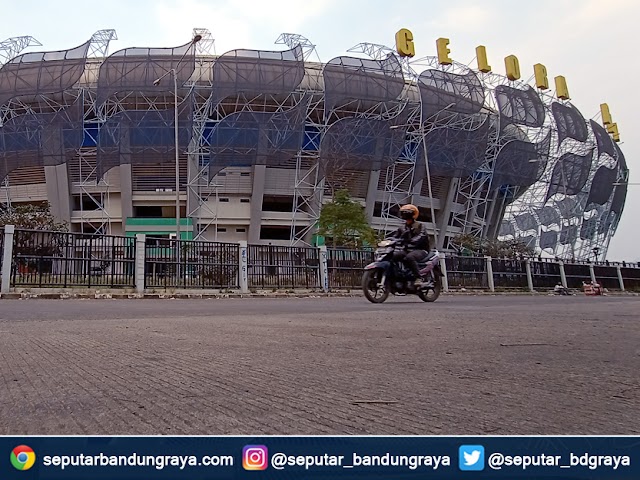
1;295;638;435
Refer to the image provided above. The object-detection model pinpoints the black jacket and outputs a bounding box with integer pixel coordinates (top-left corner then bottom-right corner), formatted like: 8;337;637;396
389;221;430;251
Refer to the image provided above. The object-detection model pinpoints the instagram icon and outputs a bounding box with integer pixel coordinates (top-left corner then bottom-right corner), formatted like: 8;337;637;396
243;445;268;470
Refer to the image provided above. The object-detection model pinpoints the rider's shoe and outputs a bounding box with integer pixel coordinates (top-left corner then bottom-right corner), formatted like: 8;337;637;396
415;278;433;289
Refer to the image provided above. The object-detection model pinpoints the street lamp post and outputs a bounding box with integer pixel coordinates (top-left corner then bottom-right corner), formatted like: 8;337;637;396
153;35;201;277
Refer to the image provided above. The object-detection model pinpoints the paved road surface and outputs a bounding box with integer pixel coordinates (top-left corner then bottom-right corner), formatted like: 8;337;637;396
1;295;638;435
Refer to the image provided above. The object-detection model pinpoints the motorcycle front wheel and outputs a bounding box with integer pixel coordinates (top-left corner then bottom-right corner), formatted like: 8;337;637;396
417;276;442;302
362;269;389;303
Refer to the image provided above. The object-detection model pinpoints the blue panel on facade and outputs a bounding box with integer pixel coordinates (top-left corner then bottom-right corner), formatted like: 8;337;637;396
303;126;320;151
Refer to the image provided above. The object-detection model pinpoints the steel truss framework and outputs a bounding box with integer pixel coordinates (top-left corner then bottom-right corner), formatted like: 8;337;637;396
495;85;628;261
0;30;629;260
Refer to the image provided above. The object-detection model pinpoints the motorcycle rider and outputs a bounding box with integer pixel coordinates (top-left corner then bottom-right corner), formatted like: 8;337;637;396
388;204;430;287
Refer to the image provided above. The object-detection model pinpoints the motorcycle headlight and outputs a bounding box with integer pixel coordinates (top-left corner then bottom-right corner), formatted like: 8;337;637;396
378;240;392;247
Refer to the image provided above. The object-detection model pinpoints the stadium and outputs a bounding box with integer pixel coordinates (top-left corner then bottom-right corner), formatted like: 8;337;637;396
0;29;629;261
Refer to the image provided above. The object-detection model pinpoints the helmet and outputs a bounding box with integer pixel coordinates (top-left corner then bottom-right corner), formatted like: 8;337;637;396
399;204;419;220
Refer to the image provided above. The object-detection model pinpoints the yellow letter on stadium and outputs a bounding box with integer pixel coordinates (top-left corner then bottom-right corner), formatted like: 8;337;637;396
555;76;570;100
395;28;415;57
600;103;612;125
534;63;549;90
476;46;491;73
436;38;452;65
607;122;620;142
505;55;521;80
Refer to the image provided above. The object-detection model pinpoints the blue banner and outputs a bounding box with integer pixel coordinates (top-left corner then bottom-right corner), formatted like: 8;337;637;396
1;436;638;479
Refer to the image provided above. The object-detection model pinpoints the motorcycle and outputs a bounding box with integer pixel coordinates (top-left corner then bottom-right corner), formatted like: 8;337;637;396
362;238;444;303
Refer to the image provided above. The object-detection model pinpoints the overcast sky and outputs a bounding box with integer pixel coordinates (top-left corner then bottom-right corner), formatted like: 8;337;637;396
1;0;637;260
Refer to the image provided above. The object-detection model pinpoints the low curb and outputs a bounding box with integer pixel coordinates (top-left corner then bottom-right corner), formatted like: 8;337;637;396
1;289;637;300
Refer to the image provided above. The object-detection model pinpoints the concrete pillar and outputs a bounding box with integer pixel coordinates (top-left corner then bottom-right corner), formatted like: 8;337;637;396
525;258;534;292
119;164;134;227
44;164;72;224
135;234;146;294
439;252;449;292
114;125;134;235
318;245;329;292
559;260;568;288
589;263;596;284
248;165;266;244
485;256;495;292
410;179;423;206
1;225;15;294
364;170;381;221
42;123;72;224
436;178;458;249
616;265;625;291
483;188;501;238
239;240;249;293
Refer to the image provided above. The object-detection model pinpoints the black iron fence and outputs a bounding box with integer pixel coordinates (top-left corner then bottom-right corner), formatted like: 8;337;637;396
492;258;529;289
1;227;639;292
563;263;593;289
247;244;320;289
530;259;562;289
620;267;640;291
327;247;374;289
145;237;239;289
445;256;488;289
11;229;135;288
593;265;621;290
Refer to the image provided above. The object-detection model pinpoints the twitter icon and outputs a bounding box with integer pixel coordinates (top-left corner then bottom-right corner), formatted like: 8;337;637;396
459;445;485;471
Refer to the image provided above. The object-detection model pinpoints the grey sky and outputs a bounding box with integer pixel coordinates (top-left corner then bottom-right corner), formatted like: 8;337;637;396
1;0;637;260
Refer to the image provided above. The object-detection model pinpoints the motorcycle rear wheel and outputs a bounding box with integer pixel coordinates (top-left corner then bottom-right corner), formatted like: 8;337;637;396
417;276;441;302
362;269;389;303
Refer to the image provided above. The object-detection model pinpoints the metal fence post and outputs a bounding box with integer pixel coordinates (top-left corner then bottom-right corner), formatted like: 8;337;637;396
485;256;495;292
589;262;596;284
135;234;146;294
239;241;249;293
558;260;568;288
525;258;534;292
439;252;449;292
1;225;15;294
616;265;625;291
318;245;329;292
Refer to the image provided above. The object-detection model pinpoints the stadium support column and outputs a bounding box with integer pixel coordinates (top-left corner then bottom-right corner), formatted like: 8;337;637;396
365;170;380;220
483;188;501;239
119;165;134;228
436;178;458;249
119;129;133;233
44;164;72;224
43;126;71;224
410;178;423;205
248;165;266;243
489;189;508;239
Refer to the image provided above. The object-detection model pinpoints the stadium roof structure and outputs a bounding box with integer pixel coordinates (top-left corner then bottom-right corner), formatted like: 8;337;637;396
0;29;629;260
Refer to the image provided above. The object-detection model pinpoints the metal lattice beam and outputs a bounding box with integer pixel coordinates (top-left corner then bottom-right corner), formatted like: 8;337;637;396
193;28;215;55
88;29;117;58
0;36;42;64
275;33;317;62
